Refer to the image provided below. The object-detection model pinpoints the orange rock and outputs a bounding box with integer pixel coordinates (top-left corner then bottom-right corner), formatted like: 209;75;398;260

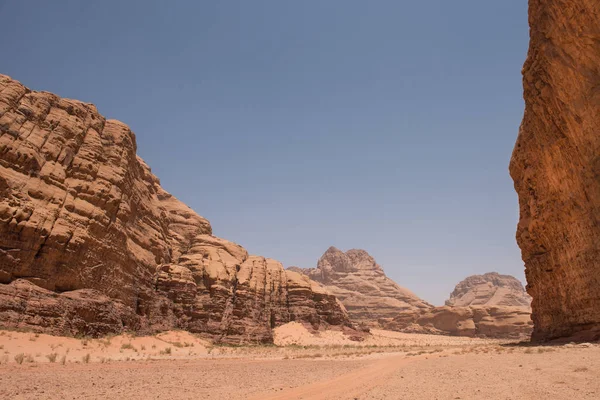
291;247;432;327
0;74;350;342
446;272;531;307
509;0;600;341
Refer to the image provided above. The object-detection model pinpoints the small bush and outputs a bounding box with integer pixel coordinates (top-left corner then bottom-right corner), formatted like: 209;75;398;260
82;354;90;364
160;347;172;355
60;355;67;365
46;353;58;363
121;343;136;351
14;353;25;364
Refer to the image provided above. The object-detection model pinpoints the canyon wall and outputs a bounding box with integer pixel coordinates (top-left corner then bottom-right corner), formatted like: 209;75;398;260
509;0;600;341
384;273;532;339
292;249;531;339
0;74;350;342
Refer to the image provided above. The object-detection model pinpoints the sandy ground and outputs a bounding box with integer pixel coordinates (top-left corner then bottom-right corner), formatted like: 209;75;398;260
1;326;599;399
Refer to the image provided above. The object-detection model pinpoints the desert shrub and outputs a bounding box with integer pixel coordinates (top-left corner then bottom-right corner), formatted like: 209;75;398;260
160;347;172;355
121;343;136;351
14;353;24;364
82;354;91;364
46;353;58;363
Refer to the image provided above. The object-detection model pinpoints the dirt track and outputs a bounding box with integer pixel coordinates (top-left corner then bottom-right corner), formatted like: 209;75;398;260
251;353;427;400
1;330;599;399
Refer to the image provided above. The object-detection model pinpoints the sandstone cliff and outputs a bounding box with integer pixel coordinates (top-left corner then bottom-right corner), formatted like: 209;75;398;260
291;247;432;326
0;74;350;342
383;306;533;339
446;272;531;307
292;249;532;338
509;0;600;341
381;273;533;339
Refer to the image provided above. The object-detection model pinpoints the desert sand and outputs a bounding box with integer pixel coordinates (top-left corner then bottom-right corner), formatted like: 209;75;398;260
1;324;598;399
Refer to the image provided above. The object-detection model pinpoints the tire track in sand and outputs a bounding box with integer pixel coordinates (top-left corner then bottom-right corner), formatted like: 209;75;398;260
249;353;434;400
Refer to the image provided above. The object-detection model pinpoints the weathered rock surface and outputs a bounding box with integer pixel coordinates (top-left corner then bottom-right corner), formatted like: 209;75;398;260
509;0;600;341
292;249;532;338
384;306;533;339
0;74;350;342
446;272;531;307
381;272;533;339
290;247;432;326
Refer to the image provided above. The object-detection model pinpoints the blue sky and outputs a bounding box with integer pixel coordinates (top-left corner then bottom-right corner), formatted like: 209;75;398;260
0;1;529;305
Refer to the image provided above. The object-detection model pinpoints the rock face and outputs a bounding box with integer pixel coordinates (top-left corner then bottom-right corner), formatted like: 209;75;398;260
292;249;532;338
0;74;350;342
384;306;533;339
291;247;432;326
446;272;531;307
509;1;600;341
383;273;533;339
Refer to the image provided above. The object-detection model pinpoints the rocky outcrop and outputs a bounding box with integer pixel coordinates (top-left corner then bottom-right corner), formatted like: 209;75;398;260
446;272;531;307
0;74;350;342
292;249;532;339
384;306;533;339
291;247;432;326
382;273;533;339
509;1;600;341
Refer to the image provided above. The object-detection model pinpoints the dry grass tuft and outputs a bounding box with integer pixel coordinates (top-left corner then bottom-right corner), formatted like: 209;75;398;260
14;353;25;364
121;343;137;351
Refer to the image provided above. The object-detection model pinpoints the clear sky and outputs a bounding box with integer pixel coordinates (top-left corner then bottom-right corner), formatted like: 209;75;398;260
0;1;529;305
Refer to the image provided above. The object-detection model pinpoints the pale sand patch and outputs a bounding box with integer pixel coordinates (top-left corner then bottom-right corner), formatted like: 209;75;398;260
0;330;209;364
273;321;505;347
1;336;598;400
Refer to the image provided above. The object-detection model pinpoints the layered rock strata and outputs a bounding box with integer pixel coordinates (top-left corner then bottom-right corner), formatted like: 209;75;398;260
290;247;432;326
509;0;600;341
446;272;531;307
0;74;350;342
384;305;533;339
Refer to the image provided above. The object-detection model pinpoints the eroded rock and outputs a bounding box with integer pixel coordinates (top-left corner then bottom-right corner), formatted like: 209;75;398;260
384;306;533;339
446;272;531;307
290;247;432;327
0;74;350;342
509;0;600;341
